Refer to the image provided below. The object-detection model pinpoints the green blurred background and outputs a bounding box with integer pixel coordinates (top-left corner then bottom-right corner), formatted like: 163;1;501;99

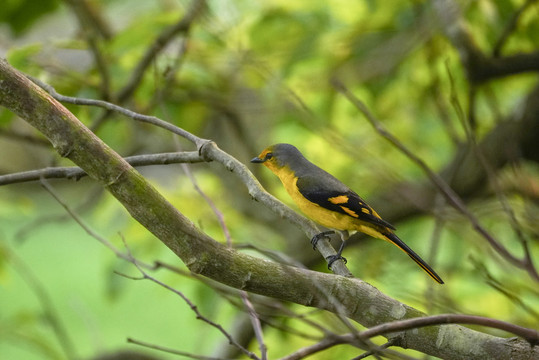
1;0;538;359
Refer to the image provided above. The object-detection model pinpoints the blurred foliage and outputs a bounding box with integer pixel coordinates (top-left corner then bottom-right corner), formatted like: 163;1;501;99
0;0;538;359
1;0;60;35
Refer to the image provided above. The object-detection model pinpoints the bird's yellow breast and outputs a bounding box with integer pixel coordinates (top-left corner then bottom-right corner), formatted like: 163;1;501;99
271;165;367;232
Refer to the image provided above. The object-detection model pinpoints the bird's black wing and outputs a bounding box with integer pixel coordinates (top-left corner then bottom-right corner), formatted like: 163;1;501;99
296;175;396;230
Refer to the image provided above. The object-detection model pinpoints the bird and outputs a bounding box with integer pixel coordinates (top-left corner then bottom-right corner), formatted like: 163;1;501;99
251;143;444;284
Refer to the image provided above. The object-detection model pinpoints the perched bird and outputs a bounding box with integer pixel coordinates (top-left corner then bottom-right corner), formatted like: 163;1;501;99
251;143;444;284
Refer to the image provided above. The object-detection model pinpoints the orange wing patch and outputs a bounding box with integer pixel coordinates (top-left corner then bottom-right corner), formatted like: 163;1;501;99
328;195;349;204
339;205;359;218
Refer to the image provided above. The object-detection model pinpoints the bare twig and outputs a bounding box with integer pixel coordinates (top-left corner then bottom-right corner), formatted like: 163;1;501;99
447;58;539;281
89;0;206;131
119;241;261;360
180;160;232;246
30;76;202;145
434;0;539;83
283;313;539;360
0;152;203;186
15;186;104;242
0;128;51;147
37;181;272;360
359;314;539;345
39;178;133;262
279;334;352;360
65;0;112;99
116;0;206;103
493;0;538;57
128;337;230;360
351;340;403;360
241;292;268;360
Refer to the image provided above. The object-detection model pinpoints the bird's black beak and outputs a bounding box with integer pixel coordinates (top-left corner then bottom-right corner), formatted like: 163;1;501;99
250;156;265;163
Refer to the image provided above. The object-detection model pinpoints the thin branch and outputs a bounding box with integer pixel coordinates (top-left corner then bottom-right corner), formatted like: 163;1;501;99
128;337;231;360
30;76;202;145
15;186;104;242
0;152;203;186
447;56;539;281
493;0;538;57
120;242;261;360
89;0;206;132
351;340;407;360
358;314;539;345
180;160;232;246
284;313;539;360
0;128;51;147
39;178;133;261
241;292;268;360
116;0;206;104
279;334;351;360
434;0;539;83
65;0;112;99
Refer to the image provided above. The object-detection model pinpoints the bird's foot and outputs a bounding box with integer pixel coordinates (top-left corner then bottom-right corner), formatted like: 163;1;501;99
310;231;335;250
326;254;347;269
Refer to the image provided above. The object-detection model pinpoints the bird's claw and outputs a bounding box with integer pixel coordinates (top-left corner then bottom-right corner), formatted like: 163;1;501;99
310;230;335;250
326;254;347;269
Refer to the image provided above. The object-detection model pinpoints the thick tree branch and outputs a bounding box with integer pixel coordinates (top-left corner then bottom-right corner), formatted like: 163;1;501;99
1;59;538;359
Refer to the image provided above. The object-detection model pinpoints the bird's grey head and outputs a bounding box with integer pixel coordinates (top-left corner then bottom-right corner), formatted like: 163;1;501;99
268;143;312;168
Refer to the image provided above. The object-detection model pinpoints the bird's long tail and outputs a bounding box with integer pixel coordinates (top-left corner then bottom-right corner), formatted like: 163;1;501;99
383;232;444;284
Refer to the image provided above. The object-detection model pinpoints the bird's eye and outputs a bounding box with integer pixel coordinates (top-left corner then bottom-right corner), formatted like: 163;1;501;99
265;153;273;160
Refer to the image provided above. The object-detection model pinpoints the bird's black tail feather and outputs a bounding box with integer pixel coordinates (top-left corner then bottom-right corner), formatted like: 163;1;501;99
383;232;444;284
